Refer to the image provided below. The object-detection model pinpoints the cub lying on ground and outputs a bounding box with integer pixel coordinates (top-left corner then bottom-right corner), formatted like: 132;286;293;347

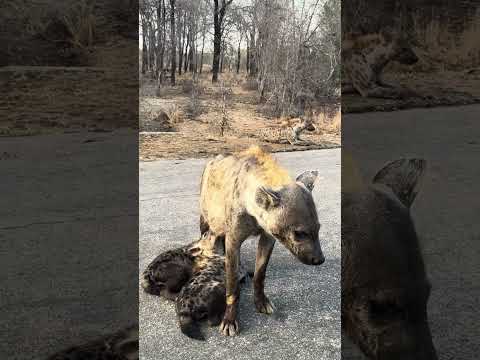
141;232;247;340
47;325;138;360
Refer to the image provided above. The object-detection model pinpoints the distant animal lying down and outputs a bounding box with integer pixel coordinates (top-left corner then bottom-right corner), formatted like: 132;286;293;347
46;325;139;360
141;232;248;340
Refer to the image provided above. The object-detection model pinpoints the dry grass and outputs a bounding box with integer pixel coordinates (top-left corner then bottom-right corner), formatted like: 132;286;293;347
140;71;340;159
411;15;480;70
314;109;341;135
164;104;183;124
241;78;258;91
61;0;96;49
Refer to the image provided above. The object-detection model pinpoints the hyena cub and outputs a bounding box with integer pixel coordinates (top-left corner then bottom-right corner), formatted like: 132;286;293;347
141;232;247;340
343;32;418;99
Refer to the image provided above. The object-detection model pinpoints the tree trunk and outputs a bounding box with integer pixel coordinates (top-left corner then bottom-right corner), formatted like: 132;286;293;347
178;12;186;75
220;39;224;73
212;0;221;82
184;31;189;73
188;46;194;72
236;37;241;74
249;28;257;76
200;31;205;73
158;0;166;84
212;0;232;82
148;21;156;76
246;43;249;73
141;19;148;74
170;0;176;85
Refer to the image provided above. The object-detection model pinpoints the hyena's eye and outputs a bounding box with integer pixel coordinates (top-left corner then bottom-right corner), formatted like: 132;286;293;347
294;231;309;240
369;300;405;322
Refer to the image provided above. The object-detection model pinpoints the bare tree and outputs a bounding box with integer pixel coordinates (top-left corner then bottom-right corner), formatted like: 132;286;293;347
212;0;233;82
170;0;176;85
157;0;166;84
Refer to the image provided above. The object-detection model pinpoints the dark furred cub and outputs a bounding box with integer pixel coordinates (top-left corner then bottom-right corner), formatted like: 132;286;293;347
141;244;195;300
141;232;247;340
175;253;230;340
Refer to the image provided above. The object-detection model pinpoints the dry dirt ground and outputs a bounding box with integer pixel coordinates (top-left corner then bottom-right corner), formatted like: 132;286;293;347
139;73;341;160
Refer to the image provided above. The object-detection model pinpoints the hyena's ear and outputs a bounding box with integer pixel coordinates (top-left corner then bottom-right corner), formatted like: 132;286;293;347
373;158;426;208
256;187;281;210
296;171;318;191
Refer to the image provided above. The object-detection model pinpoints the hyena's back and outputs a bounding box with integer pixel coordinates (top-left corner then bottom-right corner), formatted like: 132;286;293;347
200;146;291;236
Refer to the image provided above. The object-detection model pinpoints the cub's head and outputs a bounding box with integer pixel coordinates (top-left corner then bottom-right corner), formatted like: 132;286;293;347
255;170;324;266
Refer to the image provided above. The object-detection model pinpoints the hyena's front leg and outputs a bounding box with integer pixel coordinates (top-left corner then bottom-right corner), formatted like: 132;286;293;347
219;236;241;336
254;233;276;314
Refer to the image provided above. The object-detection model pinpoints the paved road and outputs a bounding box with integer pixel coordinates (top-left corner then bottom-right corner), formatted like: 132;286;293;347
139;149;341;360
0;129;138;359
342;104;480;359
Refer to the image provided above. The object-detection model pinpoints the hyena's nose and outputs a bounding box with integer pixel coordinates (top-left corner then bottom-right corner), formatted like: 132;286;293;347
311;253;325;265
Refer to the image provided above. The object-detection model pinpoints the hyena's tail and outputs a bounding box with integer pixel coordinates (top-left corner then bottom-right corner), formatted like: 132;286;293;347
178;315;205;341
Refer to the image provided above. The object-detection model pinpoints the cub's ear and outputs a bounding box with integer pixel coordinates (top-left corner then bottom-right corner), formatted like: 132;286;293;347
255;187;281;210
296;171;318;191
373;158;426;208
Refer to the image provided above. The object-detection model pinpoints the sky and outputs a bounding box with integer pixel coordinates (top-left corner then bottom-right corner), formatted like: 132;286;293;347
139;0;328;52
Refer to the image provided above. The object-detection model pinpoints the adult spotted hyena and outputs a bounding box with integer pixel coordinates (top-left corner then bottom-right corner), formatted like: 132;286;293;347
200;145;325;336
342;154;437;359
342;32;418;99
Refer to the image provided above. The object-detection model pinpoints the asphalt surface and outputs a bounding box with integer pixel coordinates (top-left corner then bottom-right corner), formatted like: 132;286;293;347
1;129;138;359
139;149;341;360
342;104;480;359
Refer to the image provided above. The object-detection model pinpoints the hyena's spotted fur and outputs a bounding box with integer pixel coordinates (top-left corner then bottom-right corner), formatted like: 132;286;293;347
175;252;230;340
141;245;194;300
257;115;316;145
46;325;139;360
200;146;324;336
141;232;247;340
342;32;418;99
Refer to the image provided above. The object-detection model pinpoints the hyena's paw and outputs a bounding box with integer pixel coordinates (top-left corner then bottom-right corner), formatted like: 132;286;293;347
255;294;276;315
219;318;239;336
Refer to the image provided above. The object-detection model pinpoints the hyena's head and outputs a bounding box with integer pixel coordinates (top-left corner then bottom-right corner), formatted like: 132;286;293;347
255;171;325;265
342;158;437;360
391;37;418;65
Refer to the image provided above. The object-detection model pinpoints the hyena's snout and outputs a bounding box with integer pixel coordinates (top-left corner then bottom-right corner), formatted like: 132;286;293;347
311;251;325;265
296;239;325;266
